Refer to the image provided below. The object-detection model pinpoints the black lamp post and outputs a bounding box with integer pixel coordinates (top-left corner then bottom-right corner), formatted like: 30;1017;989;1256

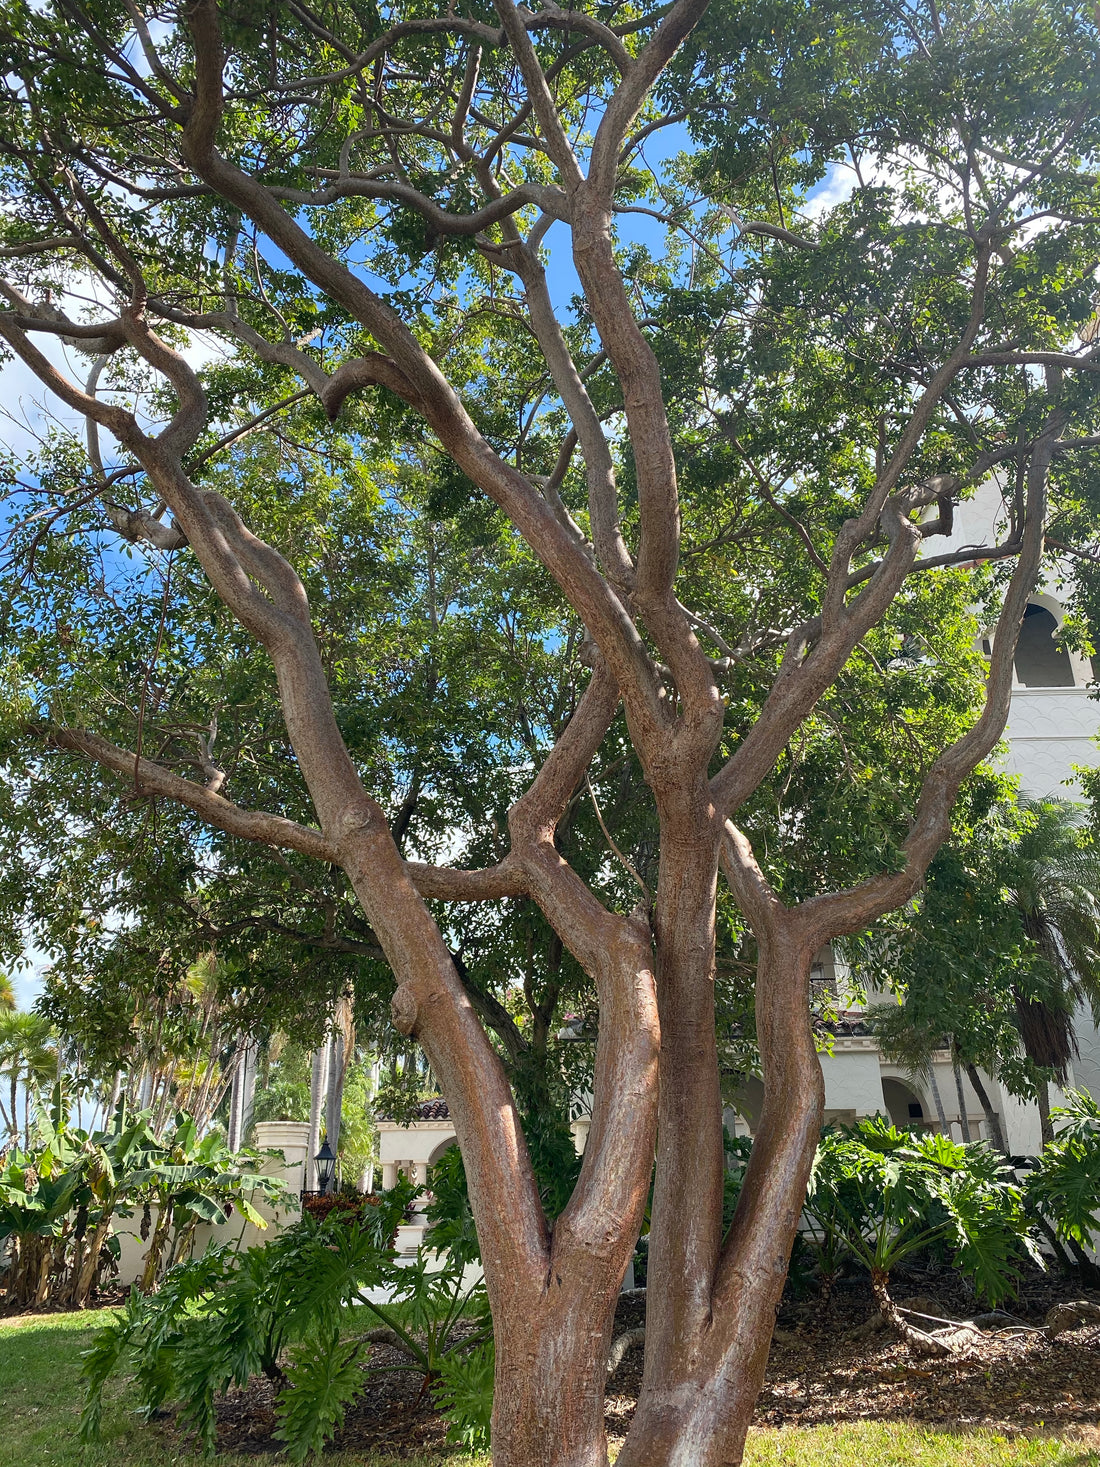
315;1136;337;1196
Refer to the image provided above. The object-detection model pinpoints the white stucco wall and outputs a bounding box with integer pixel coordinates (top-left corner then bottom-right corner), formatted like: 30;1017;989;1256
376;1117;456;1188
1005;688;1098;798
1073;1004;1100;1104
114;1121;307;1285
819;1044;886;1121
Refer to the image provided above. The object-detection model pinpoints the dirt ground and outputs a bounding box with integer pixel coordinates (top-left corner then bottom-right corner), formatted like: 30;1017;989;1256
199;1263;1100;1460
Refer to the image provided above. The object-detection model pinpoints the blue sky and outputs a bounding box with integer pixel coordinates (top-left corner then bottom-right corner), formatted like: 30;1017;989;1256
0;128;857;1017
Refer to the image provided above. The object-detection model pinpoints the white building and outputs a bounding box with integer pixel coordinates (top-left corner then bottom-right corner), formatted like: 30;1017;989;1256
773;481;1100;1156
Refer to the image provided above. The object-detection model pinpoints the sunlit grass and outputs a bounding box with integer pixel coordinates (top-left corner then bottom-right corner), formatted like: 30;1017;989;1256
0;1308;483;1466
741;1422;1099;1467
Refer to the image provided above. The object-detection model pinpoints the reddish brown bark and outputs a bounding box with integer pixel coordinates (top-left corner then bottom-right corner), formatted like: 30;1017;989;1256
618;875;826;1466
0;4;1081;1464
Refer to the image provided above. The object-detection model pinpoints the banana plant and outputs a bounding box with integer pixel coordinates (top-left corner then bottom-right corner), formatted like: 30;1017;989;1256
65;1104;157;1307
0;1088;85;1306
124;1113;288;1291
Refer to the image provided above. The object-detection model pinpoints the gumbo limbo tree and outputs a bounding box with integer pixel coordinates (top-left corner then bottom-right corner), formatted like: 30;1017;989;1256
1;1;1100;1462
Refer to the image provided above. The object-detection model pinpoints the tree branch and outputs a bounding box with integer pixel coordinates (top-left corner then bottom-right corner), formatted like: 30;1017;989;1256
797;422;1060;943
42;725;340;864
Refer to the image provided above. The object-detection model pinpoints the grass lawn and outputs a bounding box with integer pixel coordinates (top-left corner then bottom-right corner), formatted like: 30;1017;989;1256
1;1310;1096;1467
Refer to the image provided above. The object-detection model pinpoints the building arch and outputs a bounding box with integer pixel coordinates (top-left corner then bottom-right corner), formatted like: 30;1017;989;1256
880;1075;929;1130
428;1136;458;1168
1014;601;1075;687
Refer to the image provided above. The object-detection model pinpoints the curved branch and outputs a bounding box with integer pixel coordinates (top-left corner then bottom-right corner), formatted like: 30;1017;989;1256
267;176;567;233
183;1;666;744
504;237;634;590
711;489;922;819
797;423;1059;944
962;349;1100;370
42;725;340;864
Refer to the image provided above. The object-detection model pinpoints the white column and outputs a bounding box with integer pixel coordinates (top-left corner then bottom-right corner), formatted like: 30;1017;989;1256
413;1161;429;1188
306;1042;330;1191
382;1162;397;1190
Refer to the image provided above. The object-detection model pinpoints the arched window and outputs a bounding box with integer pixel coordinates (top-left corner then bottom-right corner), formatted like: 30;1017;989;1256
1014;604;1075;687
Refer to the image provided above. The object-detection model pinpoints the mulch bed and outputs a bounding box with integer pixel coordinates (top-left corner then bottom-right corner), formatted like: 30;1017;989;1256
162;1263;1100;1458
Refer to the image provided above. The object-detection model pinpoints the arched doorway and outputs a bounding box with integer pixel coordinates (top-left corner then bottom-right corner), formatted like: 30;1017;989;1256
428;1137;457;1169
1015;604;1074;687
880;1076;929;1130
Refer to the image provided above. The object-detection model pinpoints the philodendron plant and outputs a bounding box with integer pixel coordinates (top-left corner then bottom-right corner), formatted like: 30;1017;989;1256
803;1117;1039;1349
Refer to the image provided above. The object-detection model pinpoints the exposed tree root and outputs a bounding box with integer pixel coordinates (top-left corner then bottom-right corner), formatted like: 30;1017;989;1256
1045;1300;1100;1338
607;1328;646;1376
871;1271;985;1358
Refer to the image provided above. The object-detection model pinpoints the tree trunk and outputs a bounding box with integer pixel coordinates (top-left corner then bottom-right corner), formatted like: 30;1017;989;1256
325;1025;345;1156
305;1041;330;1191
617;914;825;1467
226;1047;243;1152
31;1236;52;1306
965;1064;1006;1152
72;1214;112;1307
1037;1078;1054;1147
950;1043;971;1142
140;1199;173;1293
227;1039;258;1151
490;1293;623;1467
6;1235;27;1307
239;1039;258;1145
926;1060;948;1131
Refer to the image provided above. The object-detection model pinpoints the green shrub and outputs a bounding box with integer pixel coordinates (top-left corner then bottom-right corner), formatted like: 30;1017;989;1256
1026;1090;1100;1255
433;1340;494;1453
803;1118;1038;1310
81;1176;493;1459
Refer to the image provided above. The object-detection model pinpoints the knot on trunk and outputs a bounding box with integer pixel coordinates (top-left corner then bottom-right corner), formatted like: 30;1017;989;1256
391;984;419;1036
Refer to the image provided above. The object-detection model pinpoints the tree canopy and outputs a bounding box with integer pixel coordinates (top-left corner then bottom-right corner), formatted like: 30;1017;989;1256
0;2;1099;1464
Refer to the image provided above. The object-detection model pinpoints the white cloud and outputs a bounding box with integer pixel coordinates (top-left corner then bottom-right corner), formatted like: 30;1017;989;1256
805;162;860;221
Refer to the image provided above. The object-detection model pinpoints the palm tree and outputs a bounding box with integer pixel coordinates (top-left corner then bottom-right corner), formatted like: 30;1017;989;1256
0;1010;59;1146
0;974;15;1010
1003;799;1100;1145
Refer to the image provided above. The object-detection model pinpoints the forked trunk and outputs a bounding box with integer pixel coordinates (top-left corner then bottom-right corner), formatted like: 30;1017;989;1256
617;921;824;1467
